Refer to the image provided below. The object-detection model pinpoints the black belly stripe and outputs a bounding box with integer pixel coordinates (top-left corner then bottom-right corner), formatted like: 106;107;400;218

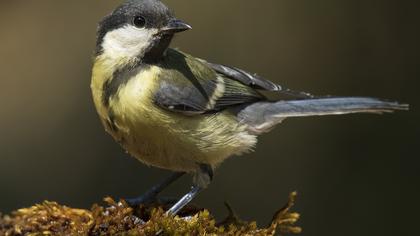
107;111;119;133
102;62;150;107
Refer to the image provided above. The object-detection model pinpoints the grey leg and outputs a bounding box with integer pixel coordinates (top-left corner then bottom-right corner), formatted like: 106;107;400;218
165;164;213;215
166;186;202;215
126;172;185;206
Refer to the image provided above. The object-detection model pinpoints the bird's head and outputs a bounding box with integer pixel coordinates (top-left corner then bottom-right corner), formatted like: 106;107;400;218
95;0;191;64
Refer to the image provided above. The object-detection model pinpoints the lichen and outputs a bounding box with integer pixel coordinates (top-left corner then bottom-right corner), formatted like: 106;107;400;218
0;192;301;235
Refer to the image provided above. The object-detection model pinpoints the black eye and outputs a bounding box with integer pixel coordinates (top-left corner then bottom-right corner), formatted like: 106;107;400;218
133;16;146;28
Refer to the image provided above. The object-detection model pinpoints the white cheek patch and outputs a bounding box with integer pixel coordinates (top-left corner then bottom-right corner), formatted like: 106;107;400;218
102;25;158;61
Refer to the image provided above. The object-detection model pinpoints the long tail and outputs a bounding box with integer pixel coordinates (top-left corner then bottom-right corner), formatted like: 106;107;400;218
237;97;409;134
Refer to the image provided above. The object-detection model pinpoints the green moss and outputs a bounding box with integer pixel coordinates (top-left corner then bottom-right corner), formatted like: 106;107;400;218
0;192;301;235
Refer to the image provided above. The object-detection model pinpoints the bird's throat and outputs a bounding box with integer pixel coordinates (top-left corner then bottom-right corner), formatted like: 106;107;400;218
143;34;174;63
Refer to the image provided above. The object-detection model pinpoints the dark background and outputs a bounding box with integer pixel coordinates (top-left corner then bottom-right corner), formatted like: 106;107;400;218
0;1;418;235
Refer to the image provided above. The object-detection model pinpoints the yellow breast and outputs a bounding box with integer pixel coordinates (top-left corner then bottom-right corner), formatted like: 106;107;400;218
91;60;257;172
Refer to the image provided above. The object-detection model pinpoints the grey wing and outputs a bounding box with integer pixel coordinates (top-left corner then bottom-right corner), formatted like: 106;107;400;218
153;76;216;115
206;62;282;91
205;61;315;99
154;75;265;115
153;49;265;115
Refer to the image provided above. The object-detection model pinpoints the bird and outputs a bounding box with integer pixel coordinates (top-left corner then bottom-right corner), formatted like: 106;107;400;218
91;0;408;215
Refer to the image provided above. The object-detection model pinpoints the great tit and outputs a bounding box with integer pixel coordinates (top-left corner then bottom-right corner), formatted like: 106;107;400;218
91;0;408;215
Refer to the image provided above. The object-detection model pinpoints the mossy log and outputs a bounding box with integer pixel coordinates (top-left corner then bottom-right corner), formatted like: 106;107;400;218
0;192;301;235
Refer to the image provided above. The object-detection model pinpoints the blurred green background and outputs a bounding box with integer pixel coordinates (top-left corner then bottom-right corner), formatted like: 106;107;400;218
0;0;418;235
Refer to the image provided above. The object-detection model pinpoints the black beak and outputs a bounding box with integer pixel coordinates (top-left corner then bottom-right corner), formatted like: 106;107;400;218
161;19;192;34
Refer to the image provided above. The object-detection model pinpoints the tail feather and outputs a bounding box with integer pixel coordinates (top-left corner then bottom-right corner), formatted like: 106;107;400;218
237;97;409;134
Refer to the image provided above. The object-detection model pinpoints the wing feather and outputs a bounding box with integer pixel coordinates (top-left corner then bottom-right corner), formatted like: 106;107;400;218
203;60;315;99
153;49;265;115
